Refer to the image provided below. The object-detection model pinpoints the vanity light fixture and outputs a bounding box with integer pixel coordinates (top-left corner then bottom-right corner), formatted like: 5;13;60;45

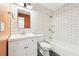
17;3;24;7
26;3;33;10
17;3;32;10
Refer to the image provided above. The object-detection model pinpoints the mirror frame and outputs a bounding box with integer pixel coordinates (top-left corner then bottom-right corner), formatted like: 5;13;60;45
17;8;31;29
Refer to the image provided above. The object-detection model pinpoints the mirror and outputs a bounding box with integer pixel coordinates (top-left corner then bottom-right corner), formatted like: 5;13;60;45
0;21;4;32
18;8;30;29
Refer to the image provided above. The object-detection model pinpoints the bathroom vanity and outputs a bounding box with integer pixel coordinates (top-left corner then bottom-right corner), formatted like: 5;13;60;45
8;33;44;56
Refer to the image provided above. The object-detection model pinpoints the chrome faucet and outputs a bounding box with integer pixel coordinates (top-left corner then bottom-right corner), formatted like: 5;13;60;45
20;30;26;35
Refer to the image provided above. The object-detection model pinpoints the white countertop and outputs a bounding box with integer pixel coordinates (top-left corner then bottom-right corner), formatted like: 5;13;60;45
8;33;44;41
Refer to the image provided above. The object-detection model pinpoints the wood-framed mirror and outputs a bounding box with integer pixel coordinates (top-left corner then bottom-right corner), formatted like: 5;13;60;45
17;9;30;29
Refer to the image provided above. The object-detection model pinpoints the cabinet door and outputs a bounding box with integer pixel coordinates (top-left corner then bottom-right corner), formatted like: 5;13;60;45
8;41;18;56
25;38;37;56
8;40;26;56
17;40;26;56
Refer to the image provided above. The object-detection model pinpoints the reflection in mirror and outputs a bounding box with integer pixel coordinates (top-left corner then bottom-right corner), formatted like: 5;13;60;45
18;17;24;28
0;22;4;32
18;9;30;29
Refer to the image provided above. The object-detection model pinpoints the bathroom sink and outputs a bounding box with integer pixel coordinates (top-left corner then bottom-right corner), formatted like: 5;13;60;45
20;33;34;36
9;33;44;41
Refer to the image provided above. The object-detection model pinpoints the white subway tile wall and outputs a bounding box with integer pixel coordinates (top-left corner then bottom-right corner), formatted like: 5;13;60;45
10;4;52;38
52;3;79;45
10;4;19;34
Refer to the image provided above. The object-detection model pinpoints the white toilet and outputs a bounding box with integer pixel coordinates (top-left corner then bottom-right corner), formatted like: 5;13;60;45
39;41;52;56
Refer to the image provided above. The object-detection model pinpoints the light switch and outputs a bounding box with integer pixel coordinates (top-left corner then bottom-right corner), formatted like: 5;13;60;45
0;22;4;32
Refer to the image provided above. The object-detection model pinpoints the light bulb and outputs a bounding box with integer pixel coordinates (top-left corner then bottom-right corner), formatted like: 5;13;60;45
26;5;32;10
17;3;24;7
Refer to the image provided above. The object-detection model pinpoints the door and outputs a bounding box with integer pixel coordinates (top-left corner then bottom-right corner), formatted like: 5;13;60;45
25;38;37;56
9;40;26;56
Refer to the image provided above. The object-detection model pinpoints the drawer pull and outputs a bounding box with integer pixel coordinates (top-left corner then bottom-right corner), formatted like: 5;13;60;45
32;40;33;42
24;46;28;49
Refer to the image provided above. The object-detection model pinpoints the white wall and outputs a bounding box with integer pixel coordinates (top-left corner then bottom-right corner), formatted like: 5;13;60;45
10;3;52;40
50;3;79;56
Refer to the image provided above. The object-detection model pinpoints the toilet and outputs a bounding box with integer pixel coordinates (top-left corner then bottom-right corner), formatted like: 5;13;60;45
39;41;52;56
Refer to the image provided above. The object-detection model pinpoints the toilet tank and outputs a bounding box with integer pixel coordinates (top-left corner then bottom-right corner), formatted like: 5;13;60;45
38;34;45;43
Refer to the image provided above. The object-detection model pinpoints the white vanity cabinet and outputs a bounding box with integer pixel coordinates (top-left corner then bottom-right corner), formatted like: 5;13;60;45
8;40;25;56
8;37;37;56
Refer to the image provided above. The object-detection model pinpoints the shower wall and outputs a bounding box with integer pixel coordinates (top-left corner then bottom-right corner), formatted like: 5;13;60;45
51;3;79;55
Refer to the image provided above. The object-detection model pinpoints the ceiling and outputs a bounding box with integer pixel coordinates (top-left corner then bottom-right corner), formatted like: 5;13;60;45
39;3;65;11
